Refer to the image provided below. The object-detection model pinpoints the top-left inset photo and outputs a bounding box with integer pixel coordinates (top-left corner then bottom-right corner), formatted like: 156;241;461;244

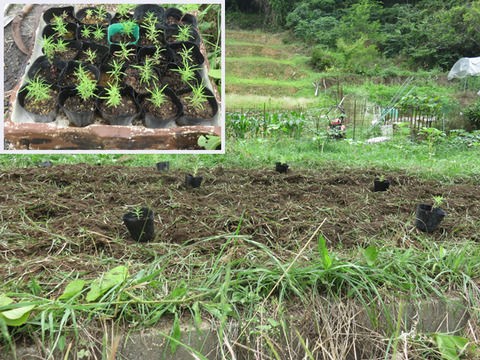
3;3;223;152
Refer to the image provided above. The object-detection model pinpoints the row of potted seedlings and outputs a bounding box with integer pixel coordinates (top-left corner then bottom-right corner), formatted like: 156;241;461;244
18;4;219;128
123;164;447;243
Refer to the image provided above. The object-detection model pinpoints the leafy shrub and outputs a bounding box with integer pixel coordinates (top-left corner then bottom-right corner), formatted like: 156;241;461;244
463;100;480;130
311;46;344;71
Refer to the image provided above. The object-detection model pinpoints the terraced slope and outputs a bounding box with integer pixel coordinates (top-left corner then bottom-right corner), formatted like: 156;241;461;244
226;30;322;110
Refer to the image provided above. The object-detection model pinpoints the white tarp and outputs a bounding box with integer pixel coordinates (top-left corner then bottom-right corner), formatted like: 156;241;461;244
448;57;480;80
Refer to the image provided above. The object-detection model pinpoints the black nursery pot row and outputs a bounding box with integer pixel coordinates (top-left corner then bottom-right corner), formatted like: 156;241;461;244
43;5;198;29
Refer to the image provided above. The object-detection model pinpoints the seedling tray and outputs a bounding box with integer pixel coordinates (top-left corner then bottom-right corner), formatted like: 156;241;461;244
5;4;222;151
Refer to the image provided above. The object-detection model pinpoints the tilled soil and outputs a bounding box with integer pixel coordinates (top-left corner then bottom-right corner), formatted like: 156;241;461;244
1;164;479;284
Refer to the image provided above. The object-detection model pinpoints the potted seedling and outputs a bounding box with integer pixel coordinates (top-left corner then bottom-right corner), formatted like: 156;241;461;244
373;175;390;192
275;158;289;173
99;59;125;88
42;14;77;40
113;4;136;22
134;6;165;25
123;206;155;242
156;161;170;172
27;55;66;86
415;195;446;233
18;76;58;123
177;83;218;126
111;42;137;66
185;162;203;188
59;65;98;127
97;83;139;125
108;20;140;45
165;24;200;45
125;57;160;94
42;36;81;62
169;42;204;67
139;12;164;47
78;25;109;46
58;61;99;88
76;6;111;26
43;7;75;24
142;83;183;128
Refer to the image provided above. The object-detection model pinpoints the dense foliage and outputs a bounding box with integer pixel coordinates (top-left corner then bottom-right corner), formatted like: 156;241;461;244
227;0;480;71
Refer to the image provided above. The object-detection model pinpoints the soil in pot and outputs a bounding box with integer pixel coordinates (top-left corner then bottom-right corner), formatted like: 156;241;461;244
176;86;218;126
18;85;58;123
59;62;99;88
59;88;96;127
108;23;140;45
141;88;183;128
76;7;112;26
185;174;202;188
27;56;65;86
124;66;162;95
275;162;289;173
43;6;76;24
156;161;170;172
97;87;139;126
122;207;155;242
415;204;446;233
373;178;390;192
43;40;81;62
76;43;109;66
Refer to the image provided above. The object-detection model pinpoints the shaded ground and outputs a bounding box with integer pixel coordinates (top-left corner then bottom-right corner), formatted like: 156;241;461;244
1;164;479;285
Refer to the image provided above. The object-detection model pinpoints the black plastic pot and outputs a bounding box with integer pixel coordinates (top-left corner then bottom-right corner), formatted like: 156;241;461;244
58;87;96;127
373;178;390;192
77;42;109;66
176;87;219;126
165;26;200;47
134;5;165;25
42;23;78;40
185;174;203;188
123;207;155;242
58;61;100;88
17;85;58;123
156;161;170;172
27;56;66;85
96;86;140;125
137;46;172;73
42;40;82;62
75;7;112;26
140;88;183;128
165;8;197;27
275;162;289;173
42;6;76;24
168;42;204;66
415;204;446;233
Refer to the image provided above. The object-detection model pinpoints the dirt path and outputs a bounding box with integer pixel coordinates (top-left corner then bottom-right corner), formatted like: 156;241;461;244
1;164;479;284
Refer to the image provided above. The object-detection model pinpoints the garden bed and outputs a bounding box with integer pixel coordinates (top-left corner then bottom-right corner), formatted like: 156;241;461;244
4;4;222;151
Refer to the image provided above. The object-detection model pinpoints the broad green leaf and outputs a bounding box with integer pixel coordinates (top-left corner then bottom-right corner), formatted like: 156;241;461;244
364;246;379;266
0;295;13;307
318;235;332;270
434;334;469;360
169;285;187;300
86;266;128;302
170;314;181;354
197;135;221;150
208;68;221;80
0;305;35;326
59;279;86;300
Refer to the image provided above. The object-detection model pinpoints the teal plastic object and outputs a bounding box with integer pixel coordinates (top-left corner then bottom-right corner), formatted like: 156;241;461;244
107;23;140;45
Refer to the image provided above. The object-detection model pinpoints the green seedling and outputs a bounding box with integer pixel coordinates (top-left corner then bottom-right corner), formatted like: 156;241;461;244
95;6;108;21
80;26;92;39
131;58;158;85
432;196;445;208
173;61;199;85
101;83;122;108
83;48;97;64
186;84;210;111
92;25;105;41
113;42;135;62
146;84;168;108
106;59;126;84
25;76;52;105
42;36;68;61
142;20;163;45
178;45;194;65
85;9;94;19
142;11;158;26
120;20;137;37
51;14;69;37
74;65;97;101
175;25;192;42
116;4;135;19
